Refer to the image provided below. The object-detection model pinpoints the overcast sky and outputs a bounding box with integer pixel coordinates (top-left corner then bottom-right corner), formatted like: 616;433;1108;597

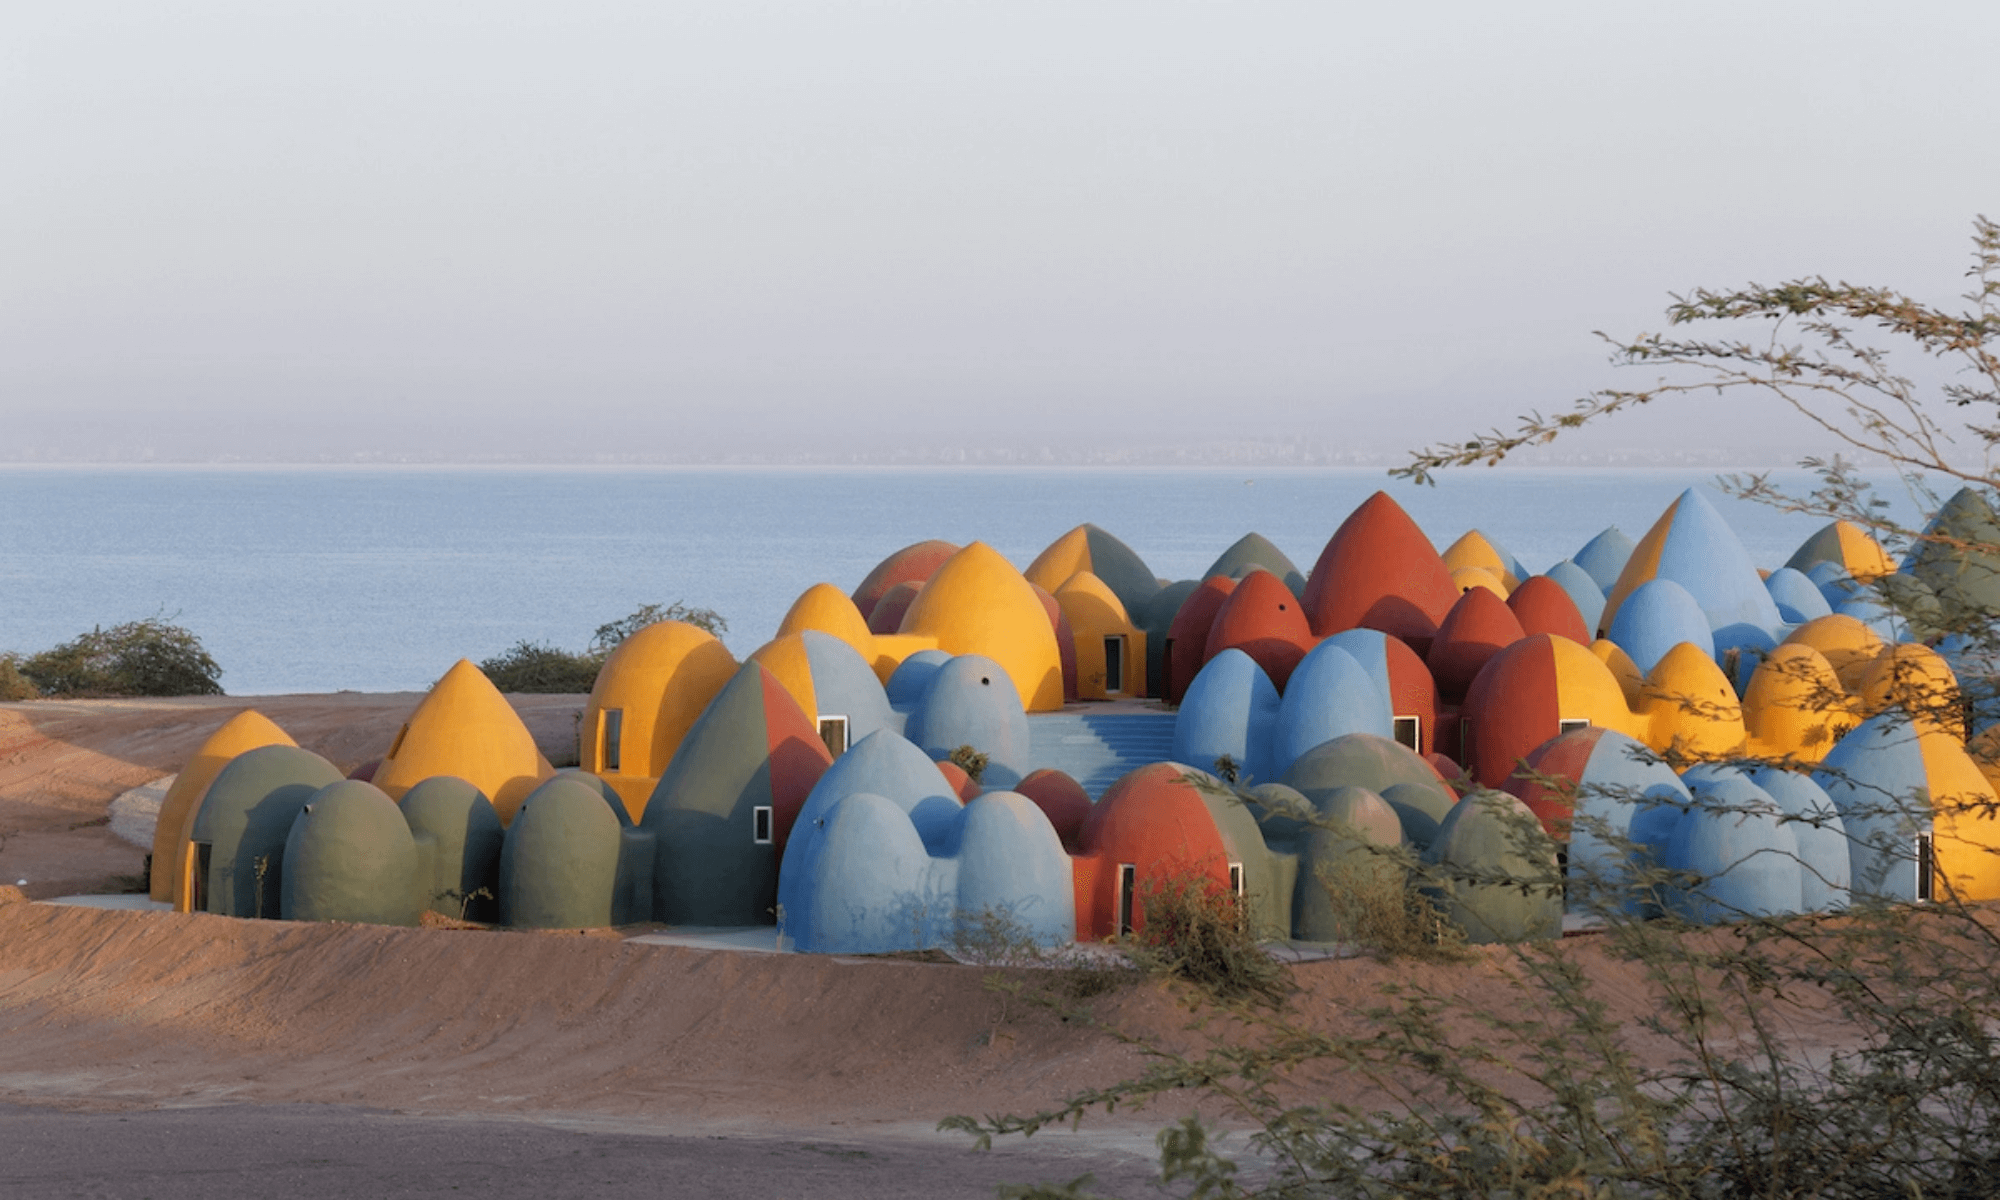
4;3;1996;464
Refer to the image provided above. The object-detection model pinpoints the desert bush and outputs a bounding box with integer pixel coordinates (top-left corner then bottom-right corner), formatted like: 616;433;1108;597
1123;869;1291;1008
481;601;727;694
0;655;36;701
15;619;223;697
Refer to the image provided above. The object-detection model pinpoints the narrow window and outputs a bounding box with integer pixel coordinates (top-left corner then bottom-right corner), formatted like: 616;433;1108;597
1103;636;1125;693
818;715;849;758
1558;718;1591;735
1117;864;1137;935
603;708;624;772
1917;832;1936;902
1460;718;1474;763
753;806;773;845
1161;638;1175;698
1393;715;1421;753
1228;862;1245;897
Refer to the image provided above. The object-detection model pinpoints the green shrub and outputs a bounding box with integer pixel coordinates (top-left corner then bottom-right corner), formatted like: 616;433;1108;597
948;744;990;783
17;619;223;697
481;602;728;694
478;641;603;694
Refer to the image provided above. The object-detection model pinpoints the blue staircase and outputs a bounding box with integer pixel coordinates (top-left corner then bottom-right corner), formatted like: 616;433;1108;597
1026;709;1180;799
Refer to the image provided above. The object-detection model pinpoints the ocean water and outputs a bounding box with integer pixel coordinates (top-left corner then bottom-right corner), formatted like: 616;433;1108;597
0;466;1919;696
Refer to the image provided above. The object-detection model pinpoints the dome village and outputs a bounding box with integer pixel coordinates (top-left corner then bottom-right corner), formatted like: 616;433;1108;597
146;486;2000;952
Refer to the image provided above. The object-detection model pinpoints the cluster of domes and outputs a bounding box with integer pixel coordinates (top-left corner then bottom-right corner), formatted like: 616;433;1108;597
155;485;2000;945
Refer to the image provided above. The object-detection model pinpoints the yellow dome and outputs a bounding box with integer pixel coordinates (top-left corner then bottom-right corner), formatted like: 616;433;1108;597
1831;520;1895;580
373;659;554;824
1923;731;2000;900
1783;614;1887;694
1640;642;1745;760
1450;565;1510;597
1054;571;1145;699
1589;638;1647;709
1442;531;1519;590
583;621;739;821
1025;526;1094;595
777;584;876;661
1548;635;1645;739
1857;643;1963;738
1742;642;1855;762
900;541;1065;712
154;709;296;908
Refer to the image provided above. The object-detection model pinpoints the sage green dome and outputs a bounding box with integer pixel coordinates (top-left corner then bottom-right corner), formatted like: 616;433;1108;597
498;775;622;929
190;744;344;918
1425;789;1562;944
1293;784;1404;943
401;775;503;922
281;780;420;926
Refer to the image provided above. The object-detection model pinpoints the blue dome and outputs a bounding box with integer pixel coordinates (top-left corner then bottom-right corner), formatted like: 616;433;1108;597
1172;648;1281;787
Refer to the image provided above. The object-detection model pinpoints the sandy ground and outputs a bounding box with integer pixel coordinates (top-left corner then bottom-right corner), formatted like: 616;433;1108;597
0;693;1872;1197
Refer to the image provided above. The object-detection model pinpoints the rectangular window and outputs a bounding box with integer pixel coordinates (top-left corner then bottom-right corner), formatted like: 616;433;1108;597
603;708;624;772
753;806;773;845
1558;718;1591;734
818;715;849;758
1460;718;1474;763
1103;636;1125;693
1917;832;1936;902
1228;862;1245;897
1118;864;1137;936
1393;715;1421;753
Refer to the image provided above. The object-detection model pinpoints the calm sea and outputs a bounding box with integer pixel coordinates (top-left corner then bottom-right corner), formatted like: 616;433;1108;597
0;466;1919;696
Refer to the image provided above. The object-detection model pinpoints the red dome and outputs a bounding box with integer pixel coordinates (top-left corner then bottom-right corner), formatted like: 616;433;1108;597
1165;576;1238;705
851;540;960;622
1301;492;1460;653
1427;587;1527;701
1203;569;1316;690
1508;575;1592;645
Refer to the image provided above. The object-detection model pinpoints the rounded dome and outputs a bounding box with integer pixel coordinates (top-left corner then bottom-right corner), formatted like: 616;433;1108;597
899;542;1065;712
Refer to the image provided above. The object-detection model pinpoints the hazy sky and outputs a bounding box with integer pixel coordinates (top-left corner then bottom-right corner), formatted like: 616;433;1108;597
5;3;1996;464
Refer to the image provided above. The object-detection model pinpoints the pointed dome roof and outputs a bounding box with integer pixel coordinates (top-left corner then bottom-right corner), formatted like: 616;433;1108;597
1786;520;1893;581
372;659;554;823
899;541;1065;712
1204;533;1305;596
1600;488;1782;639
1574;527;1636;594
1025;524;1160;615
1507;575;1592;645
1640;642;1745;760
1441;529;1523;590
777;583;876;659
1301;491;1460;648
1428;586;1527;699
1203;568;1315;691
851;540;961;622
153;709;295;906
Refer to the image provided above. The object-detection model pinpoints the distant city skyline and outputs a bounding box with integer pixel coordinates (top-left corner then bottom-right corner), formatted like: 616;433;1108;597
5;3;1995;467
